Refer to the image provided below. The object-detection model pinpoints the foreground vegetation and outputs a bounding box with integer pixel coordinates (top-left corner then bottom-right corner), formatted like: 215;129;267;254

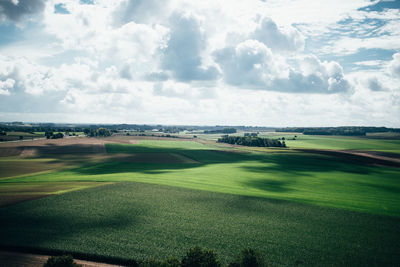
1;182;399;266
0;134;400;266
44;247;267;267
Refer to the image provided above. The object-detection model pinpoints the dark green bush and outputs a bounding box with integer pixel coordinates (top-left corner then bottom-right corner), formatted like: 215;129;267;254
139;257;180;267
228;248;267;267
43;255;82;267
181;247;221;267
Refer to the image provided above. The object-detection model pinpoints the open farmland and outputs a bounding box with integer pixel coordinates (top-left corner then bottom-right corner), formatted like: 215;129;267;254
262;133;400;154
0;135;399;265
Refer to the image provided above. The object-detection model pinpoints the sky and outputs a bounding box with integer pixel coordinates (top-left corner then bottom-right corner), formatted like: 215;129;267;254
0;0;399;127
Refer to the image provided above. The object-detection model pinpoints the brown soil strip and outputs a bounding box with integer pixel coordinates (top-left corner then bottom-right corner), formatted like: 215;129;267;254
0;250;121;267
296;149;400;168
0;160;68;180
20;148;37;157
0;147;22;157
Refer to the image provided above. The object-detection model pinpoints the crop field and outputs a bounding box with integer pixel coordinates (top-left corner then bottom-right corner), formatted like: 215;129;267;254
0;135;399;265
262;132;400;153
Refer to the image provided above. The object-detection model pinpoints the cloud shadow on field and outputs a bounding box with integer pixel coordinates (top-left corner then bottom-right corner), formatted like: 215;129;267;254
65;143;381;177
0;186;145;253
5;142;395;196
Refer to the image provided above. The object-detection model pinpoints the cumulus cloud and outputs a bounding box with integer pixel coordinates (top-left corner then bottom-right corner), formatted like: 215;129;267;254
0;54;69;97
213;40;276;87
388;52;400;78
277;55;352;94
252;17;305;52
161;11;219;81
113;0;169;26
0;0;45;22
0;0;398;126
214;42;352;93
0;78;14;95
365;76;386;91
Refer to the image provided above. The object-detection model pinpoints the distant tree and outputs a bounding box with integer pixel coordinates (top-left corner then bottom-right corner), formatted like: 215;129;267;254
218;136;285;148
53;133;64;139
204;128;237;134
96;128;112;137
45;131;53;139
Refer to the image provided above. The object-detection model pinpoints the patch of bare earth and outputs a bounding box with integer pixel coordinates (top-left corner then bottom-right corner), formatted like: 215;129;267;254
0;160;67;179
0;147;21;157
297;149;400;168
0;251;121;267
20;148;37;157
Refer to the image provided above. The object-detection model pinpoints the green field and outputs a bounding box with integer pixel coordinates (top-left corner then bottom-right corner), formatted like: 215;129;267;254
4;140;399;216
0;137;400;265
1;182;399;266
261;133;400;153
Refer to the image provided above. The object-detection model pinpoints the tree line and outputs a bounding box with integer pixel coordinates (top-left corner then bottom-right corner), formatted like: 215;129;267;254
83;128;113;137
218;135;286;147
204;128;237;134
276;126;400;136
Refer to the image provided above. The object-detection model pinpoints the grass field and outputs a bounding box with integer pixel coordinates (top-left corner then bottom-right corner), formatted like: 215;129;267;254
1;182;399;266
258;133;400;153
4;140;399;216
0;136;399;265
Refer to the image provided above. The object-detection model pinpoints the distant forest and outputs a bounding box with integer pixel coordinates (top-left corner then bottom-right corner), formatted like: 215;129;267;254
276;126;400;136
204;128;237;134
218;135;286;148
1;123;399;138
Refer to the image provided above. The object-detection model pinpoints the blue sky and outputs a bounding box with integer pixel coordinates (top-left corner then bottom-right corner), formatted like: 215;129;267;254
0;0;399;126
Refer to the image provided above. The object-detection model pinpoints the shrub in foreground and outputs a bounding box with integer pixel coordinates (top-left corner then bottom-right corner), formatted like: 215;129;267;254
43;255;82;267
42;247;269;267
181;247;221;267
139;257;180;267
228;248;267;267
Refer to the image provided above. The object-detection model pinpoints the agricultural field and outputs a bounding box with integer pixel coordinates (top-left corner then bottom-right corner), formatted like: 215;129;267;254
0;135;399;266
0;131;45;142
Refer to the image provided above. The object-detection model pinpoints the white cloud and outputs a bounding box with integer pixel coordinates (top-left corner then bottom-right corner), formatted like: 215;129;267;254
112;0;171;25
214;41;352;93
214;40;276;87
0;0;45;22
365;76;386;91
0;78;14;95
0;0;399;126
354;60;384;67
253;17;305;52
161;11;219;81
388;52;400;78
